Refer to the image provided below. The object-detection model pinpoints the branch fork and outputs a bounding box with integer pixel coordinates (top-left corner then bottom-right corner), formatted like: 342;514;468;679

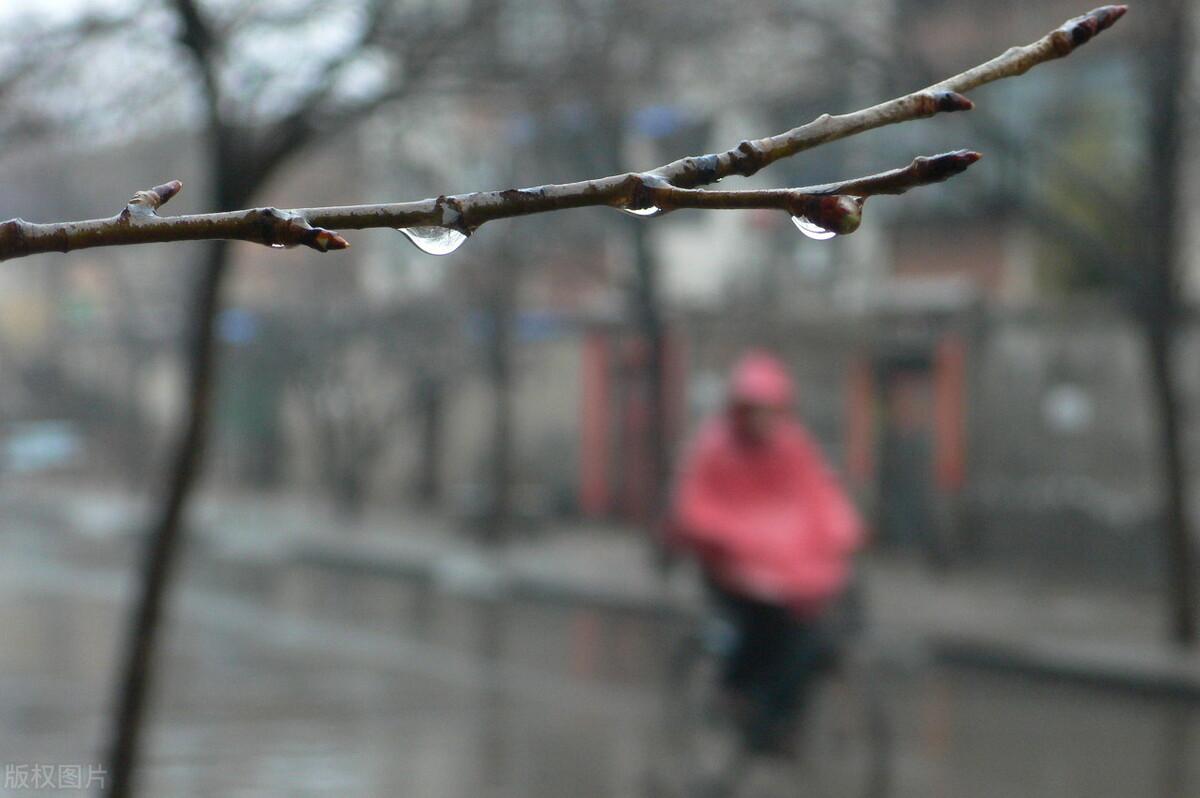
627;149;982;234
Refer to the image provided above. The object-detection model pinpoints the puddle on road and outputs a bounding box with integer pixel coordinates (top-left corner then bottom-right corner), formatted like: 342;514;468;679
0;541;1196;797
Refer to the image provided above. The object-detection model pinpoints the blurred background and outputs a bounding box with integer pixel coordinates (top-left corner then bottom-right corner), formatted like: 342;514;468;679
0;0;1197;795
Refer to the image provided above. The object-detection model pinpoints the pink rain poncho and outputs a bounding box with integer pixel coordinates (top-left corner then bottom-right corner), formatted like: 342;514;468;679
672;352;864;614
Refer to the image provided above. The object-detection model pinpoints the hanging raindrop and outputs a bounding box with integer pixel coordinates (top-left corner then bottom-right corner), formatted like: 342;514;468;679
398;226;469;255
790;195;863;240
620;205;666;219
791;215;838;240
621;172;672;219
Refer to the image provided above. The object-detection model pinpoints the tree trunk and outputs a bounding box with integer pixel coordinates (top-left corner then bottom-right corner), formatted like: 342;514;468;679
482;252;517;544
105;240;230;796
628;218;669;520
1145;320;1197;644
1143;0;1196;647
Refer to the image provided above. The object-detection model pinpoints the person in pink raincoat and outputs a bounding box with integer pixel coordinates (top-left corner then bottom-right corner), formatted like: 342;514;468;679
671;350;865;750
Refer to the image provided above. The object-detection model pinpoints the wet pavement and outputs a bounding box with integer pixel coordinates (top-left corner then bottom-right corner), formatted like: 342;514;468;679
0;513;1198;797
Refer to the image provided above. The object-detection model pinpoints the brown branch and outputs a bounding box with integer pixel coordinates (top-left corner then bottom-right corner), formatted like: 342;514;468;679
0;150;981;260
0;182;349;260
647;150;982;209
641;150;982;234
0;6;1126;262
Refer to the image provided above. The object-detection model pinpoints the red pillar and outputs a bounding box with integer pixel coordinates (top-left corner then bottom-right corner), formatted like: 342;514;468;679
933;335;967;492
579;331;611;516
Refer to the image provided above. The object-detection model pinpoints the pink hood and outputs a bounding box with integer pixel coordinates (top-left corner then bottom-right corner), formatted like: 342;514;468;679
729;350;795;407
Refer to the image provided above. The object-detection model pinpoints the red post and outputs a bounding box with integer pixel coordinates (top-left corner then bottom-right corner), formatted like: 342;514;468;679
580;331;611;516
933;335;967;492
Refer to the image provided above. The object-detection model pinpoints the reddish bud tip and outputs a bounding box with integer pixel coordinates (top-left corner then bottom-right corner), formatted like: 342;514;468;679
917;150;983;183
126;179;184;215
151;180;183;205
1062;5;1127;49
934;91;974;113
311;230;350;252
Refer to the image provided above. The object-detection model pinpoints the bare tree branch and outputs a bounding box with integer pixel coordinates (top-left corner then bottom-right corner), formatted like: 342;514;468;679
0;150;981;259
0;6;1125;263
648;150;982;208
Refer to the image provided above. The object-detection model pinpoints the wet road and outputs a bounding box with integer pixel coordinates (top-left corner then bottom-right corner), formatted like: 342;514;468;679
0;520;1197;797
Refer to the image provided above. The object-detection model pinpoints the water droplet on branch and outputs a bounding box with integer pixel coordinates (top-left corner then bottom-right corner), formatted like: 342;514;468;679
790;195;864;241
791;216;838;240
620;205;667;218
398;226;469;255
269;243;286;249
621;172;673;218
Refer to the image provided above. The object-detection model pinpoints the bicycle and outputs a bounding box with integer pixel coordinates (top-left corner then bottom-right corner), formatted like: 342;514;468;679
646;584;892;798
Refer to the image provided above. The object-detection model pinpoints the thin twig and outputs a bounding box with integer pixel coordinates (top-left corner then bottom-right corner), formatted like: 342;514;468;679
0;183;349;261
644;150;982;234
648;5;1126;187
0;6;1126;262
649;150;982;210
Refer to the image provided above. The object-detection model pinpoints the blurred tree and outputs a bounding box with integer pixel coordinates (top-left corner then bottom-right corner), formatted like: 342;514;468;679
291;333;407;519
442;0;760;540
469;0;741;532
29;2;500;794
1139;0;1195;645
482;235;520;543
283;304;462;518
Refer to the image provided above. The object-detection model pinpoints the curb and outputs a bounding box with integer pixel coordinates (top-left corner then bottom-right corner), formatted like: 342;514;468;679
930;635;1200;701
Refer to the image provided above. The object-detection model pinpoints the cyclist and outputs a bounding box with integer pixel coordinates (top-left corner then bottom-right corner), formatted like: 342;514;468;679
670;350;864;753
